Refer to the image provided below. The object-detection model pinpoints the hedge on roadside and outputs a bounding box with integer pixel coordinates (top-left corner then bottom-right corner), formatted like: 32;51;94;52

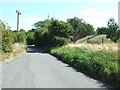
26;31;34;45
15;31;27;44
2;30;27;53
50;47;120;88
2;30;14;53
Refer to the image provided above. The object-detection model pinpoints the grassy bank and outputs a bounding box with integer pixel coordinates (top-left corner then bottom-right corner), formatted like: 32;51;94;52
50;43;120;88
0;43;27;65
76;34;114;44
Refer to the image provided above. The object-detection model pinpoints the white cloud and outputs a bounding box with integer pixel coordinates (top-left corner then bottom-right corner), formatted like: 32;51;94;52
19;17;44;30
80;8;118;29
21;17;43;24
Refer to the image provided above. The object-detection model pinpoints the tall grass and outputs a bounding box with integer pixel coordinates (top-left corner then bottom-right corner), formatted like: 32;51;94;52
51;43;120;88
1;43;26;65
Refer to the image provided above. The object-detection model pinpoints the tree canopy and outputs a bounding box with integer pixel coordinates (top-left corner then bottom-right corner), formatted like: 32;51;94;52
66;17;95;34
48;18;74;37
107;18;119;42
96;27;108;35
34;19;51;29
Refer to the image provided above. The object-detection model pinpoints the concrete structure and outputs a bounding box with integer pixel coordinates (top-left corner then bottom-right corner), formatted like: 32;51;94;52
71;33;89;42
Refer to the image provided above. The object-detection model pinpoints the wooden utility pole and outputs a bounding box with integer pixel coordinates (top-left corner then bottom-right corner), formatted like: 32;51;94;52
16;10;21;31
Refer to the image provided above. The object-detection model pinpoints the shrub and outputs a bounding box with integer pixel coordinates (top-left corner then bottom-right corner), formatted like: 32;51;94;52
34;28;50;46
53;36;71;47
34;27;71;47
26;31;34;45
48;19;74;38
14;31;27;44
33;18;74;47
2;30;14;53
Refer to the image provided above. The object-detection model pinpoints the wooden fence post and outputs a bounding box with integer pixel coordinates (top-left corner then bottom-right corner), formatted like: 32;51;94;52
102;38;104;44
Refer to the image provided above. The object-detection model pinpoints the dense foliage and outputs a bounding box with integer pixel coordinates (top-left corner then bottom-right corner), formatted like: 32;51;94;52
97;18;120;42
48;19;74;37
1;20;27;53
67;17;95;34
15;30;27;44
31;17;120;47
34;28;50;46
34;19;51;29
2;30;14;53
33;18;73;47
26;31;35;45
96;27;108;35
107;18;119;42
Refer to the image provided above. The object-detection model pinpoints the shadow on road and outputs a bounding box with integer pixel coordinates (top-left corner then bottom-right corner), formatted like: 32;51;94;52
65;64;116;89
27;45;117;89
27;45;46;53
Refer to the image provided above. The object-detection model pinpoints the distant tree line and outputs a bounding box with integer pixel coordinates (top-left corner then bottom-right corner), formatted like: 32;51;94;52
1;17;119;53
27;17;96;47
27;17;119;48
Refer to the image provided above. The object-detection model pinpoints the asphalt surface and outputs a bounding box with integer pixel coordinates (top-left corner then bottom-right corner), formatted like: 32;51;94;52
1;45;112;88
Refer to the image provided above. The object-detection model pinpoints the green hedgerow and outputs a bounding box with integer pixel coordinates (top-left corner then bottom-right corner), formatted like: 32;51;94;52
50;46;120;88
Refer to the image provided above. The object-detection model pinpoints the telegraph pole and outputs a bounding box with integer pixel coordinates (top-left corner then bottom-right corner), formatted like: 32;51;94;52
16;10;21;31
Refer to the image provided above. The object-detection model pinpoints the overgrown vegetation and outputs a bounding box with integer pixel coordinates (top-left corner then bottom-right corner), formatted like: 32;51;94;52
50;44;120;88
26;31;35;45
0;20;27;64
15;30;27;44
2;29;27;53
33;18;74;47
2;30;14;53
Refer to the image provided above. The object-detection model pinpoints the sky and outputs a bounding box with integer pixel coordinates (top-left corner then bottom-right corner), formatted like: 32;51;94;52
0;0;119;31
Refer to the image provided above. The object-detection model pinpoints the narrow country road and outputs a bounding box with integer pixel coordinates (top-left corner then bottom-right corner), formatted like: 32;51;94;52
1;45;112;88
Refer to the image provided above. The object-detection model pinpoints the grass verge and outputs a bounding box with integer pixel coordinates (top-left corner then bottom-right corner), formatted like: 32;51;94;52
50;43;120;88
